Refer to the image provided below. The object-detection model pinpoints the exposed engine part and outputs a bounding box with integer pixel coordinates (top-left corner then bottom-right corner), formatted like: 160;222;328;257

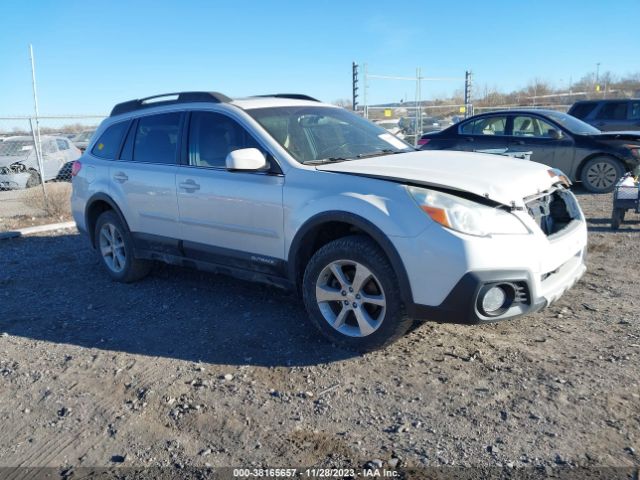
0;163;28;175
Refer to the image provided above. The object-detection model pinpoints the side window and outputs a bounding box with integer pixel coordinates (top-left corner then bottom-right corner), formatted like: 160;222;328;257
596;102;627;120
92;121;129;159
42;140;57;154
132;113;182;164
628;102;640;120
56;138;69;150
459;116;506;135
188;111;262;168
512;116;560;138
569;102;597;119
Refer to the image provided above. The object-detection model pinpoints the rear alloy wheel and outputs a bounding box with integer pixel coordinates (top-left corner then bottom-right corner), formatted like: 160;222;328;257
95;210;152;283
302;235;412;351
580;156;623;193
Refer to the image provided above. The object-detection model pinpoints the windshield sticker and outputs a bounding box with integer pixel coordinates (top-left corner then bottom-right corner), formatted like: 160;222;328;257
378;133;408;150
21;145;33;151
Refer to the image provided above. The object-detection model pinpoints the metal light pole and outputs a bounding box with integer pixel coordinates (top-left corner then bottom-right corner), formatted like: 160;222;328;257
29;44;47;203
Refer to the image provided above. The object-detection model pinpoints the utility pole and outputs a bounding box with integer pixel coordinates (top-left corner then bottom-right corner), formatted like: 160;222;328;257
595;62;601;92
464;70;473;118
363;63;368;119
352;62;359;112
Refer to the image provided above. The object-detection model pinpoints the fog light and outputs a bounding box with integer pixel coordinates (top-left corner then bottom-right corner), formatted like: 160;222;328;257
482;286;507;314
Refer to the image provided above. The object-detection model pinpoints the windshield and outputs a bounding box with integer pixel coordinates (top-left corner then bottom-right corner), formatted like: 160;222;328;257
247;106;412;164
544;111;601;135
0;140;34;156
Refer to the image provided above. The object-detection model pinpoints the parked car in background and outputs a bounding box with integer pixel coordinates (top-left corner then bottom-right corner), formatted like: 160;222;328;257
419;110;640;193
568;99;640;132
72;129;96;152
0;135;81;189
373;119;406;139
72;91;587;351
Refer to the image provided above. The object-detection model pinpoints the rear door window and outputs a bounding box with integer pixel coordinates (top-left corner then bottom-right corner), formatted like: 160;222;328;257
596;102;628;120
628;101;640;120
92;121;130;159
131;113;182;164
459;116;507;135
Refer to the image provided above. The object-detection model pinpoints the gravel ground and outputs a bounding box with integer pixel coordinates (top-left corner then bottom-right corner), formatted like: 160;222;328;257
0;189;638;478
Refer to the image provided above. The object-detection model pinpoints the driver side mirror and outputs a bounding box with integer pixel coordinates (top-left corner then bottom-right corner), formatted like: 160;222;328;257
547;128;562;140
226;148;268;171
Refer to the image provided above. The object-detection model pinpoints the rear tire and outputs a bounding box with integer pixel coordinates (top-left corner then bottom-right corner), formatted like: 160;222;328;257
580;156;624;193
302;235;412;352
26;170;41;188
94;210;152;283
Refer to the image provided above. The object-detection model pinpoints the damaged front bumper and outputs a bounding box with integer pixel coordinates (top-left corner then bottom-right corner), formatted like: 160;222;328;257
0;172;30;190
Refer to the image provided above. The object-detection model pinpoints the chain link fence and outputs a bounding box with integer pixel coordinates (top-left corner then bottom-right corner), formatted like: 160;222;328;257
0;115;104;232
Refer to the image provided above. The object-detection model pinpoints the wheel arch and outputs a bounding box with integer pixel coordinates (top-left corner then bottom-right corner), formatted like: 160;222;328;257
85;193;130;248
287;211;414;306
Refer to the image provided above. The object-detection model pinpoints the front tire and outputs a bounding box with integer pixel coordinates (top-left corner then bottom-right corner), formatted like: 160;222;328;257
580;156;624;193
94;210;151;283
302;235;412;352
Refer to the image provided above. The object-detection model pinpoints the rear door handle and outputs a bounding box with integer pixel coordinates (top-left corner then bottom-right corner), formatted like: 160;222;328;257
113;172;128;183
179;179;200;192
509;140;525;145
464;137;474;142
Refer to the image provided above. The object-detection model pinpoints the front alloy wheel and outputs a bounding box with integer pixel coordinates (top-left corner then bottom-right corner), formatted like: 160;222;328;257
315;260;386;337
581;156;623;193
302;235;412;352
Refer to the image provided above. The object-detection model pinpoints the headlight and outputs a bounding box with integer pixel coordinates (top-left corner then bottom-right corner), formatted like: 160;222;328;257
406;185;529;237
623;144;640;159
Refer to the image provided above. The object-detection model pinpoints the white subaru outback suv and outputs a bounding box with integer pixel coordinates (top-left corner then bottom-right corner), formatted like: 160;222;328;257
71;92;587;351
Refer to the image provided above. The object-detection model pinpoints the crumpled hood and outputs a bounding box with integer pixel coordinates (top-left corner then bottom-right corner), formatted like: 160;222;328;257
588;131;640;142
315;150;561;207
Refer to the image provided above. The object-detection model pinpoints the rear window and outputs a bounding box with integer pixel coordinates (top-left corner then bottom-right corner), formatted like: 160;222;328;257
569;102;597;119
91;122;129;159
131;113;182;164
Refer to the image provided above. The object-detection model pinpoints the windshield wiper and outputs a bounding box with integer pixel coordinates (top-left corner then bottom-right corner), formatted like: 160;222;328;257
303;157;349;165
355;149;407;159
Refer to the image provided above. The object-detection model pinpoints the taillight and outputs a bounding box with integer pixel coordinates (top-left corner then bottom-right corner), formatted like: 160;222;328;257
417;138;430;146
71;160;82;177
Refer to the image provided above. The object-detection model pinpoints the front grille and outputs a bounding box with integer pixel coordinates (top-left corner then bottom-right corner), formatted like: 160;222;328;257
525;188;577;236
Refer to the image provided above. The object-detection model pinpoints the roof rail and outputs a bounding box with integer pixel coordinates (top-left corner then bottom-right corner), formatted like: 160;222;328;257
110;91;231;116
255;93;320;102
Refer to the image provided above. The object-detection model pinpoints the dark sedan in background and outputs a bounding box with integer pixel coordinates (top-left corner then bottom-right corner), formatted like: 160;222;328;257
419;110;640;192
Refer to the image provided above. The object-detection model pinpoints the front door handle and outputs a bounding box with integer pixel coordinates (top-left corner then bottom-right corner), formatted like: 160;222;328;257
464;137;474;142
179;179;200;192
509;140;525;145
113;172;128;183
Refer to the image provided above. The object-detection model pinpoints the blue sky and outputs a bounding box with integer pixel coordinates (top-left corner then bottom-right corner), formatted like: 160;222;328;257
1;0;639;115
